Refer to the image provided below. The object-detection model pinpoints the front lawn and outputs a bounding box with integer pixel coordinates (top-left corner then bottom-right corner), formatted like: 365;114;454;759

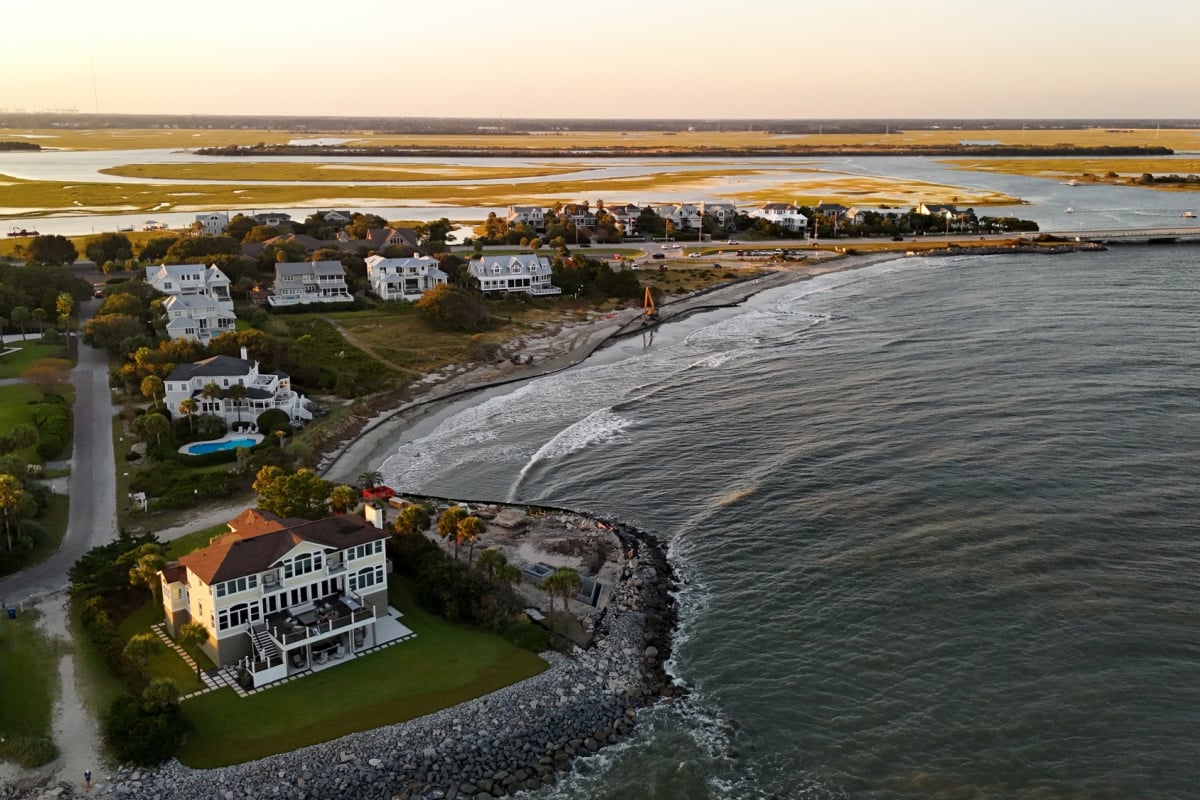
176;578;548;768
0;610;60;767
0;341;65;379
115;602;208;695
0;382;43;431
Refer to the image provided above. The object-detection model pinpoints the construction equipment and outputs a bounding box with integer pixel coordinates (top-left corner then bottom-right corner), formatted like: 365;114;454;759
642;286;659;323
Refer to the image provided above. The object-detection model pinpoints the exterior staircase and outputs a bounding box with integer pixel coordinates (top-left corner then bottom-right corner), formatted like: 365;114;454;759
250;624;281;662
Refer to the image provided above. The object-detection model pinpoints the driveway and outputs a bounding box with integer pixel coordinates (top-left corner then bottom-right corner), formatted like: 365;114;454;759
0;300;118;603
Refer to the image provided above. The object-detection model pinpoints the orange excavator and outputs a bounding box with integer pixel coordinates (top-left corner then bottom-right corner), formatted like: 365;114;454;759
642;286;659;323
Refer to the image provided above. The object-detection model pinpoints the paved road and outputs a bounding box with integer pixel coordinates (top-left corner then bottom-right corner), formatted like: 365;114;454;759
0;299;118;604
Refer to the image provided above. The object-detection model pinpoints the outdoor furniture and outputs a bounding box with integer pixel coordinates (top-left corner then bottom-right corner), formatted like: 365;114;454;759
335;643;345;659
291;653;304;668
315;650;329;665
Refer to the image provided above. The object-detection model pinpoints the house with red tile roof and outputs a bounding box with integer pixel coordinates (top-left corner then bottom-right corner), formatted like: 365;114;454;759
159;510;404;686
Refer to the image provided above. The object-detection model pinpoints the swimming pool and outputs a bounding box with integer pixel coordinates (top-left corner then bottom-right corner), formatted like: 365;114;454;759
186;437;260;456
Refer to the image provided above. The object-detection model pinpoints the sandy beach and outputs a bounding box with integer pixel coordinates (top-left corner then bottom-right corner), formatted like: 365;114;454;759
322;251;901;485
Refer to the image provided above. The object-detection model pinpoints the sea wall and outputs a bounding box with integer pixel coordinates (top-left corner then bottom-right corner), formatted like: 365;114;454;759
3;520;676;800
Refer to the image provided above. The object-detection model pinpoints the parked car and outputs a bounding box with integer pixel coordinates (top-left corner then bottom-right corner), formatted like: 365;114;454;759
651;252;665;259
727;239;740;244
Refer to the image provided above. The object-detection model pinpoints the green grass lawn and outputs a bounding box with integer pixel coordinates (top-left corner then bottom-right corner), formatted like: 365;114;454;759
0;382;43;432
116;602;207;695
0;610;60;767
0;340;64;379
176;578;548;768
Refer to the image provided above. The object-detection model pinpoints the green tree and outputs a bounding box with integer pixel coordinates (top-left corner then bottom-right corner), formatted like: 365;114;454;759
30;307;46;334
357;470;383;490
225;383;247;425
128;544;167;609
541;566;582;613
437;506;468;557
178;397;198;433
329;484;356;514
85;232;134;264
415;284;490;333
9;306;30;339
132;412;170;446
457;515;487;567
496;562;523;590
55;292;74;327
140;375;164;408
476;547;506;581
6;423;38;454
83;313;145;355
176;621;208;679
252;466;332;519
26;235;78;266
138;236;179;262
393;503;431;535
123;632;161;666
200;381;222;411
0;473;33;551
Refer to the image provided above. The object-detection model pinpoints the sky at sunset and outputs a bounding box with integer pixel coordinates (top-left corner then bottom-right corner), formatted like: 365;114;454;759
2;0;1197;120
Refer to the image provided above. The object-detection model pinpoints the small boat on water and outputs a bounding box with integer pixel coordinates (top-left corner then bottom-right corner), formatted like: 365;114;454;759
7;227;39;237
1064;207;1074;214
1183;211;1196;219
1066;179;1080;186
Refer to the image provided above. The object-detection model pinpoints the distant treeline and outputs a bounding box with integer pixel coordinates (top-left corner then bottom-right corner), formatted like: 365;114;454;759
4;112;1200;135
195;144;1175;159
0;140;41;151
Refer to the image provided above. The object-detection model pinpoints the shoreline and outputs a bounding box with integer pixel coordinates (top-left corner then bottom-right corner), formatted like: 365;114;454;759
321;250;903;485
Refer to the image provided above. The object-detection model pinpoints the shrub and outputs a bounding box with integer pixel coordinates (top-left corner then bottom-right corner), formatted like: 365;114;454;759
102;693;190;766
256;409;290;436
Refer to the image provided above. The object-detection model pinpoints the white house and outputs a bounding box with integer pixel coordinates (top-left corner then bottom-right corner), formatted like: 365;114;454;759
145;263;233;305
468;254;561;295
252;212;292;227
559;203;597;229
162;294;237;343
164;347;312;426
750;203;809;233
194;212;230;236
654;203;703;231
606;203;642;237
699;202;739;231
364;255;447;301
269;261;353;306
506;206;546;233
159;510;407;687
915;202;962;220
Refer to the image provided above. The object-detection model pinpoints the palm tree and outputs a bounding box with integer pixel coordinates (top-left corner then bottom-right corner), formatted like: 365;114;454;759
176;622;208;679
140;375;164;408
10;306;30;340
30;307;46;335
541;567;582;613
0;474;32;552
476;547;506;581
225;383;247;426
393;503;430;535
178;397;199;433
457;515;487;567
132;412;170;445
496;563;523;590
437;506;468;559
357;470;383;491
128;545;167;609
201;382;222;416
329;484;356;514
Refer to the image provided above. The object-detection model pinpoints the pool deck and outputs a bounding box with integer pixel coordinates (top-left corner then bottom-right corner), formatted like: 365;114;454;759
177;432;265;455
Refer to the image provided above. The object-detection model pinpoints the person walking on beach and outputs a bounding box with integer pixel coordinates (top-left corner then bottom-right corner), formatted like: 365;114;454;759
84;769;92;790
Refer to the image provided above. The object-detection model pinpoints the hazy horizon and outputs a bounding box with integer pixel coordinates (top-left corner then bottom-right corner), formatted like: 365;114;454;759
3;0;1198;120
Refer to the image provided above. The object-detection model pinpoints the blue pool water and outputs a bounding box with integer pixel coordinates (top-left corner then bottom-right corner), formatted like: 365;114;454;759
186;437;259;455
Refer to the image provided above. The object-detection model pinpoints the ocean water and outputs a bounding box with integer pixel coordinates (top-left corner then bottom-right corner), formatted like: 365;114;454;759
380;247;1200;799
